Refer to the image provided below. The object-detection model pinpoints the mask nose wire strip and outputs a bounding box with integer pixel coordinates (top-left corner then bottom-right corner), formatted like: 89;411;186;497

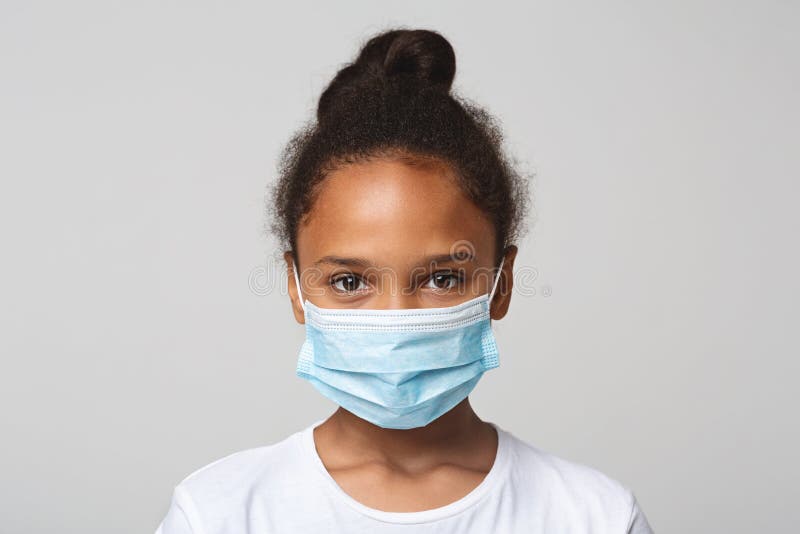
489;256;505;304
292;260;306;313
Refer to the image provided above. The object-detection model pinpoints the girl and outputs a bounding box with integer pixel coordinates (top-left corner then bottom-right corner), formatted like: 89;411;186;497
156;28;653;533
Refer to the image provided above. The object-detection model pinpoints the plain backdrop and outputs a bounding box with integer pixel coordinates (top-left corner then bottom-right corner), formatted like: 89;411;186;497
1;2;798;533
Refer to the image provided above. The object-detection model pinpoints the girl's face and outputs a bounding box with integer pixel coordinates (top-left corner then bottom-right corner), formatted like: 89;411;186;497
286;157;517;322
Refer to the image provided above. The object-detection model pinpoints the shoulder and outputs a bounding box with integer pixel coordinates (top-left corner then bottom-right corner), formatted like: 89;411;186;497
166;426;311;527
508;431;632;498
499;427;645;530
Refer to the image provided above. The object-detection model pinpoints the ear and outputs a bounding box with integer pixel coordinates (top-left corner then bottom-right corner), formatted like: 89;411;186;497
284;251;306;324
490;245;518;320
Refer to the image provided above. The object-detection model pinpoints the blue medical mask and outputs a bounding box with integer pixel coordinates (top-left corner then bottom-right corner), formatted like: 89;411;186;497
292;257;505;429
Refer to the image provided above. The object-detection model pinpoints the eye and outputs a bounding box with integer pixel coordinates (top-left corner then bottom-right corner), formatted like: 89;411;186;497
425;270;463;291
330;273;368;294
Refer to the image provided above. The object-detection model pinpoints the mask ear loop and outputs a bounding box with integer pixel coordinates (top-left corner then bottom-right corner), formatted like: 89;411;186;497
292;260;306;313
488;255;506;304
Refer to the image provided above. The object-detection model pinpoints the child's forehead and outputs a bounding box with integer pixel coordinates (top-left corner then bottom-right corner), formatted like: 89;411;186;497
311;159;465;216
296;158;496;264
304;162;487;229
324;156;457;188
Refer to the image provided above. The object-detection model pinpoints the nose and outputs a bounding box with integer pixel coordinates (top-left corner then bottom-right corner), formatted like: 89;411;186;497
370;291;424;310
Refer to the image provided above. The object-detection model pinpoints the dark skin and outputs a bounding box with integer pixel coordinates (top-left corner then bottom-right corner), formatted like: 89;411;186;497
285;156;518;512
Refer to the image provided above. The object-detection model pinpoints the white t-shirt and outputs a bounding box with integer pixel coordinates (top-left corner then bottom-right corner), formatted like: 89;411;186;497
155;420;654;533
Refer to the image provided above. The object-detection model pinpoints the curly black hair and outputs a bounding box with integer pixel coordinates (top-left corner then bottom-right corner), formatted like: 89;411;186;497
269;28;531;265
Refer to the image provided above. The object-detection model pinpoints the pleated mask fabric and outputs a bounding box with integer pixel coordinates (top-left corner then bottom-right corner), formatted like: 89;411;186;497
292;257;504;429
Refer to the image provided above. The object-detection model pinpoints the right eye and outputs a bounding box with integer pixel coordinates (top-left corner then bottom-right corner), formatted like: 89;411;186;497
330;273;368;294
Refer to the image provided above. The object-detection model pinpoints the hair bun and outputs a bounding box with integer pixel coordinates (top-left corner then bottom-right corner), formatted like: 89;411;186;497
317;29;456;121
362;29;456;91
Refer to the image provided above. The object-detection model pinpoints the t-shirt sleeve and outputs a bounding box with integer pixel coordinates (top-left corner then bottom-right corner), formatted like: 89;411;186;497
626;493;654;534
154;486;203;534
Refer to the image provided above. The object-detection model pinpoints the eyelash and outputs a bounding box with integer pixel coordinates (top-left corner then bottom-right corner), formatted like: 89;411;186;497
426;270;464;291
328;271;465;294
330;273;369;294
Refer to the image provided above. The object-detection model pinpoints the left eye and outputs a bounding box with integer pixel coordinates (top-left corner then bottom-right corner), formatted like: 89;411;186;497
426;271;461;290
331;273;367;293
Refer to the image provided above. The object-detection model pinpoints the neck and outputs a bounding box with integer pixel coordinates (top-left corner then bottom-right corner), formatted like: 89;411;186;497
317;398;494;468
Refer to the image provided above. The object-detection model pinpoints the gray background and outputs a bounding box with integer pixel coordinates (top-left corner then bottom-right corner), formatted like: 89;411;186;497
1;2;798;533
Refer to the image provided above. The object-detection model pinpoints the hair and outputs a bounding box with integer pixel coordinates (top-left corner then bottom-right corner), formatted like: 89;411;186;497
269;27;530;265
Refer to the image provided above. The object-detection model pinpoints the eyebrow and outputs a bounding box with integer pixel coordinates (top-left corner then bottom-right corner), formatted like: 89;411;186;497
312;251;475;269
